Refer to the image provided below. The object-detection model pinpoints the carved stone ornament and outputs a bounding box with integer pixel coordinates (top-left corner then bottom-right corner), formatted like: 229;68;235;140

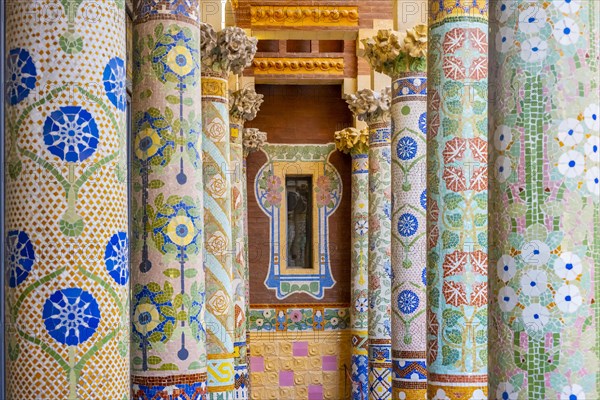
200;23;258;75
344;87;391;123
229;88;265;124
242;128;267;157
334;127;369;155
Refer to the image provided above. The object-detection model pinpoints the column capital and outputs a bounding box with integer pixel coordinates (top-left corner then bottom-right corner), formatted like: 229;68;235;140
334;127;369;155
229;87;264;125
361;25;427;77
201;23;258;76
344;88;391;124
242;128;267;158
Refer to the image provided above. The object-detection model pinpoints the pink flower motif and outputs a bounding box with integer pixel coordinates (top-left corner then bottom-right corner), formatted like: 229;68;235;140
316;190;332;207
266;190;282;206
316;175;331;191
289;310;303;322
266;175;281;191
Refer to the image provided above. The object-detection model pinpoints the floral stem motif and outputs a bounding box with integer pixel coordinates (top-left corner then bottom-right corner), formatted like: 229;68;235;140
68;346;78;400
514;332;560;399
140;161;152;273
59;0;84;54
176;90;187;185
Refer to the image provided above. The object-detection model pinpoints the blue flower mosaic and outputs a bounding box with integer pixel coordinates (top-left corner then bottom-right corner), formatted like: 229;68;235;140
105;231;129;286
43;106;99;163
153;198;202;255
42;288;101;346
152;27;200;87
397;290;420;314
134;110;173;164
398;213;419;237
422;268;427;286
418;112;427;134
420;189;427;209
132;285;176;342
6;47;37;105
6;230;35;288
396;136;418;160
103;57;126;111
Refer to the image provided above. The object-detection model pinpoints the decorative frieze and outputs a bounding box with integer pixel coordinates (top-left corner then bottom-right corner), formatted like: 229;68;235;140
252;57;344;75
250;6;359;28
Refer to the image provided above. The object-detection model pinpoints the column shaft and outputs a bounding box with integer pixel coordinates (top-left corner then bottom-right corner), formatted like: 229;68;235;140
130;2;206;398
368;120;393;400
489;0;599;398
4;1;128;398
390;72;427;399
351;150;370;400
202;71;235;399
230;117;248;399
426;1;488;398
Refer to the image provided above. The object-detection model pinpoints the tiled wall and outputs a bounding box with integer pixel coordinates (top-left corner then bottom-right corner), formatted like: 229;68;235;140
249;330;351;400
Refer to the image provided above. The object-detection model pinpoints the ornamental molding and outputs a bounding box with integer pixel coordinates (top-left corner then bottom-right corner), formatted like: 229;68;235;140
252;57;344;75
250;5;359;27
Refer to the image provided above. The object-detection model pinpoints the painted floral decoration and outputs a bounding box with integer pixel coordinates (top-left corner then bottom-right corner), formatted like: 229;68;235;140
6;47;37;105
103;57;127;111
43;106;99;163
105;231;129;286
316;169;340;209
258;169;283;208
6;230;35;288
42;288;101;346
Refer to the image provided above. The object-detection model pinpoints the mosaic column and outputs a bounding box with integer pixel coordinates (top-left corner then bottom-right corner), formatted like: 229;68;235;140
390;30;428;400
426;1;488;399
130;2;207;398
200;23;257;400
4;1;129;399
346;88;392;400
334;127;370;400
229;88;263;399
489;1;599;399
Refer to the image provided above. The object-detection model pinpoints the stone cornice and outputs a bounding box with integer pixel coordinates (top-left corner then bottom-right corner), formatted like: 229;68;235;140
252;57;344;75
344;87;391;123
250;6;359;28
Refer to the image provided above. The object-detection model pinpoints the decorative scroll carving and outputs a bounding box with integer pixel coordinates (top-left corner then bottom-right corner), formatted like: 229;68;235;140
252;57;344;75
250;6;359;27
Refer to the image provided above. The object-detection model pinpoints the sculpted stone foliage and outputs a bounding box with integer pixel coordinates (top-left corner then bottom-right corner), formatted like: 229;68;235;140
334;127;369;155
200;23;257;75
362;25;428;76
230;88;264;123
242;128;267;157
344;88;391;123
